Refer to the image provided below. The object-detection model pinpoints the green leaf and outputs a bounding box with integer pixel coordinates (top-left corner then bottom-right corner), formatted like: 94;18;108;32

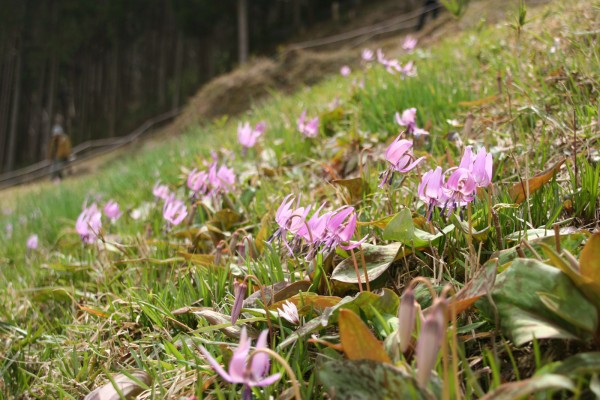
550;352;600;377
331;243;403;284
383;209;453;248
480;374;574;400
485;258;598;345
317;359;431;400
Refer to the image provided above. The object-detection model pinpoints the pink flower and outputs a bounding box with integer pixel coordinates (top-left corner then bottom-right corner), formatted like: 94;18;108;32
297;110;319;138
361;48;374;61
457;146;493;188
208;162;236;194
26;234;38;250
297;203;331;244
163;198;188;226
443;167;477;207
401;61;417;77
153;182;171;200
385;136;424;173
402;35;418;52
103;200;122;222
278;301;300;325
76;203;102;244
418;167;446;207
187;168;209;194
323;207;367;251
395;108;417;132
198;328;281;399
376;48;387;64
238;121;266;149
340;65;351;77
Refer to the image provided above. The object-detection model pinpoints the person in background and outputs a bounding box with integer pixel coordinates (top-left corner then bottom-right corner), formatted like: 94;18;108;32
48;115;72;181
416;0;440;31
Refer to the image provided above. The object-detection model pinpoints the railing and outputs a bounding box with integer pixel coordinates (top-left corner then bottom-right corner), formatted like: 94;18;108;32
0;108;180;190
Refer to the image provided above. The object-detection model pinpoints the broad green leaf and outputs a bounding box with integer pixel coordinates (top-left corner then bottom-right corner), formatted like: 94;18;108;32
580;232;600;284
383;209;453;248
550;352;600;376
484;258;597;345
317;359;431;400
480;374;574;400
339;309;391;363
331;243;403;284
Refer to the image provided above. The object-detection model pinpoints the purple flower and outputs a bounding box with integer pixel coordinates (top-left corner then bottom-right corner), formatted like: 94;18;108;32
323;207;367;251
297;203;331;245
103;200;122;222
238;121;266;149
340;65;351;77
199;328;281;400
401;60;417;77
163;197;188;226
418;167;447;208
187;169;208;194
395;108;417;133
471;147;493;187
76;203;102;244
385;137;424;173
402;35;418;52
208;162;236;194
443;167;477;207
26;234;39;250
297;110;319;138
376;48;387;64
153;182;171;200
275;195;312;236
361;48;374;61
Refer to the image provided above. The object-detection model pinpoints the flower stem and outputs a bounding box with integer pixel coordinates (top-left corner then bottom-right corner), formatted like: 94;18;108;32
350;248;364;292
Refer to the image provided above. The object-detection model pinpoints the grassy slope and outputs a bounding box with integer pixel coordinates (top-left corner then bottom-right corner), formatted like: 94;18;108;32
1;0;599;398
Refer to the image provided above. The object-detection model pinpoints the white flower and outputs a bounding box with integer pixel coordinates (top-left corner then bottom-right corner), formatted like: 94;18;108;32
278;300;300;325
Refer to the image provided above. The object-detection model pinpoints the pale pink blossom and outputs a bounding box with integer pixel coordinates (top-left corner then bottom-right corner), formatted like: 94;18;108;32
76;203;102;244
26;234;39;250
340;65;351;77
103;200;122;222
163;198;188;226
297;110;319;138
402;35;418;52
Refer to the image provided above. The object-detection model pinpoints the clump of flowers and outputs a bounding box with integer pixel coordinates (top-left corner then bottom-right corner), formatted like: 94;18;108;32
270;195;367;260
76;203;102;244
418;146;493;217
186;155;236;205
199;328;281;400
297;110;319;138
367;48;416;77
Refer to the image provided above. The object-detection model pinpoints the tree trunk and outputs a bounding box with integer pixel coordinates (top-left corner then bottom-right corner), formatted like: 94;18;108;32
6;41;22;171
237;0;249;64
41;55;57;161
172;31;184;110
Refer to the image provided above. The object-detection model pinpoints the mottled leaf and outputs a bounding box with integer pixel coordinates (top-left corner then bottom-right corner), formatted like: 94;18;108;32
480;374;573;400
331;243;403;284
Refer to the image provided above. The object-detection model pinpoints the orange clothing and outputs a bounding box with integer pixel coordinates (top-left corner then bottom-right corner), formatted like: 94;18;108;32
48;134;72;160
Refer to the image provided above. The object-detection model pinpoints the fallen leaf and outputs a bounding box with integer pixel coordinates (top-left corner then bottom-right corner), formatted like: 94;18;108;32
580;232;600;284
339;309;391;364
509;158;565;204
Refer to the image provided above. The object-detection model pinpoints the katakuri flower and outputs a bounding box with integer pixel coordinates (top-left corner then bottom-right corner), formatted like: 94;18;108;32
379;136;424;187
199;328;281;400
340;65;351;77
361;48;374;61
152;182;171;200
26;234;39;250
297;110;319;138
418;166;447;209
443;167;477;208
278;301;300;325
162;197;188;226
395;108;417;133
103;200;122;222
402;35;418;52
187;168;208;194
76;203;102;244
231;279;248;325
238;121;266;149
323;206;367;251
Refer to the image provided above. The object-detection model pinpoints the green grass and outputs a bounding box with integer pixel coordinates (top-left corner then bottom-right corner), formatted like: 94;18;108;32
1;0;599;398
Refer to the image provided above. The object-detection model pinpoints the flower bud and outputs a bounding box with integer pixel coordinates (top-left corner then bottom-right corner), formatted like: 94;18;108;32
231;280;247;325
398;287;416;353
415;314;442;387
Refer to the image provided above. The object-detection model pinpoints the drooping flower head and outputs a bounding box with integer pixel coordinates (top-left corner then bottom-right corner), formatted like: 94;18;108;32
187;168;209;194
103;200;122;222
162;197;188;226
395;108;417;133
418;166;447;208
199;328;281;400
76;203;102;244
443;167;477;208
323;206;367;251
380;136;424;187
297;110;319;138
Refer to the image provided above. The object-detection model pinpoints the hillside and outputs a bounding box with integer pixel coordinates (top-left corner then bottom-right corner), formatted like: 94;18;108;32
1;0;599;399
